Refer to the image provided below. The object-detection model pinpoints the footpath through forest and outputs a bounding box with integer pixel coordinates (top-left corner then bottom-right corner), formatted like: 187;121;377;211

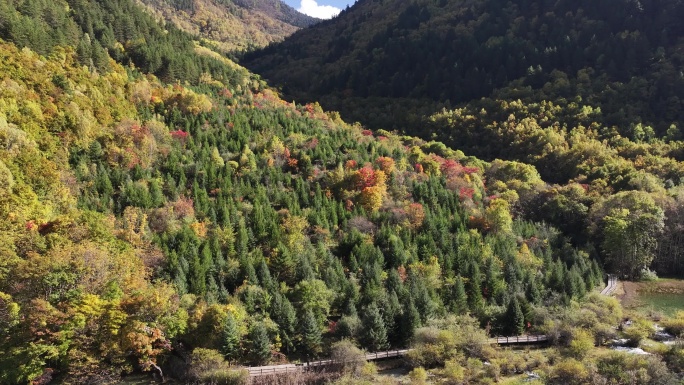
247;275;618;377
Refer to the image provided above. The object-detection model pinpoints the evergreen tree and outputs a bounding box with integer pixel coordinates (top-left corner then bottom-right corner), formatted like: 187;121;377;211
271;293;297;353
248;322;271;365
221;315;240;364
361;303;389;351
467;264;485;314
504;296;525;336
450;275;468;314
526;277;542;304
398;298;421;343
299;309;322;358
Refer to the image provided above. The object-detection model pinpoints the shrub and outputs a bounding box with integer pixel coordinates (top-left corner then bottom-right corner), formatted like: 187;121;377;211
623;319;655;346
664;343;684;373
546;359;590;385
360;362;377;378
408;367;428;385
440;359;465;383
595;352;676;385
662;311;684;337
186;348;248;385
407;327;460;368
568;329;594;358
330;340;366;375
638;268;658;281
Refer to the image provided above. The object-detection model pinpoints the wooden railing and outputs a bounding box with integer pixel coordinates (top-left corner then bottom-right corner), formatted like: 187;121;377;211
247;337;547;376
488;335;549;344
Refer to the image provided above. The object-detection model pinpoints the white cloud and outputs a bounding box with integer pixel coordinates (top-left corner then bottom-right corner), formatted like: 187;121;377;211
298;0;341;19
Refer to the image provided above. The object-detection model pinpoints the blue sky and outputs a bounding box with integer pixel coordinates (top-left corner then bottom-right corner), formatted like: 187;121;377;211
283;0;356;19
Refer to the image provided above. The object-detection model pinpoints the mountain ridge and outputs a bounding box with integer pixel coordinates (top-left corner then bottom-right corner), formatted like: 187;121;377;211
244;0;684;134
137;0;320;53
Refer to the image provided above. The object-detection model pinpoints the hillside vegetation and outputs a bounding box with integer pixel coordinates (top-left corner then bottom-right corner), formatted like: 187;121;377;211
137;0;319;53
0;35;609;381
245;0;684;135
1;0;684;383
244;0;684;277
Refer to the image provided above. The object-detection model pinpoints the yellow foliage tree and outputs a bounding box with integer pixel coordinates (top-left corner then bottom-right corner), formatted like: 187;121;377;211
359;185;385;212
516;243;543;269
485;198;513;233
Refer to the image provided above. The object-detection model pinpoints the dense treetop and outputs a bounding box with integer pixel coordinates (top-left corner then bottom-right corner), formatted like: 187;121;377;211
244;0;684;135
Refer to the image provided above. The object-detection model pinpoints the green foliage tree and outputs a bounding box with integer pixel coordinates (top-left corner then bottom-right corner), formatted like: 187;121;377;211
504;296;525;336
361;303;389;351
247;322;271;365
221;315;240;364
299;309;323;358
596;192;665;278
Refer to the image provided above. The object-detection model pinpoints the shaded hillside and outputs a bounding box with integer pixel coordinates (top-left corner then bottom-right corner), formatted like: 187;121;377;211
244;0;684;135
138;0;319;53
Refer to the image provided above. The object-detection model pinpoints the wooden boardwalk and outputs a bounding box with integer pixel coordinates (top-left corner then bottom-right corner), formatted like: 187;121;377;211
488;335;548;345
247;349;410;376
601;274;618;296
247;336;547;376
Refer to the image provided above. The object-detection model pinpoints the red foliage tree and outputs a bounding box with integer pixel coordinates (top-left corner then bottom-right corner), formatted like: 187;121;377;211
354;166;377;190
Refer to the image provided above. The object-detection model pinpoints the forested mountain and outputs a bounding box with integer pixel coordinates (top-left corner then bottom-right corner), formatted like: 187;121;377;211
244;0;684;279
244;0;684;135
137;0;320;53
1;0;683;384
0;0;257;84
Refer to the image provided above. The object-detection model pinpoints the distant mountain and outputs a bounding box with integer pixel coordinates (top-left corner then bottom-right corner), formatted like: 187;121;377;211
244;0;684;134
137;0;320;52
232;0;319;28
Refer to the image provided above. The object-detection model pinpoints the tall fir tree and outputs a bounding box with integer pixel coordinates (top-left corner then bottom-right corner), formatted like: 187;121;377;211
361;303;389;351
221;315;240;364
299;309;322;359
505;296;525;336
248;322;271;365
450;275;468;314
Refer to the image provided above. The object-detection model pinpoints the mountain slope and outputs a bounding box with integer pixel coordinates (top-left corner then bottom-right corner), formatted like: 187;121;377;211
244;0;684;134
137;0;319;53
232;0;319;28
2;0;684;383
0;34;605;381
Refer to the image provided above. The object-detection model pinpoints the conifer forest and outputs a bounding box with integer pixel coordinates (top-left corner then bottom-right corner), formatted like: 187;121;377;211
1;0;684;384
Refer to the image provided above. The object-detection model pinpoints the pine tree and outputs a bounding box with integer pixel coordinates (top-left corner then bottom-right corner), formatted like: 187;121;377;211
248;322;271;365
236;217;249;258
299;309;322;358
222;315;240;364
410;276;435;322
271;293;297;353
361;303;389;351
398;297;421;343
149;179;165;208
467;264;484;314
505;296;525;336
451;275;468;314
526;277;542;304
